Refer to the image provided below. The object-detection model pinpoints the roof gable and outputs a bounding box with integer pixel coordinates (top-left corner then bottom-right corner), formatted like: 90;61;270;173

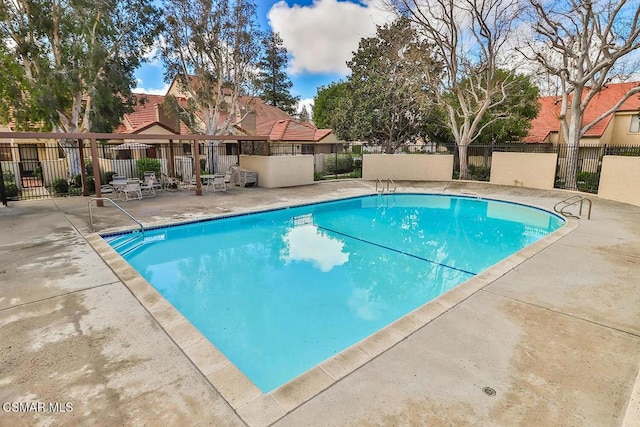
525;81;640;142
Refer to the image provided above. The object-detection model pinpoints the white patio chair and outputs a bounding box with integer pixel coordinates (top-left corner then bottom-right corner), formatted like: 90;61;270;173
119;179;142;201
140;176;156;197
182;175;198;190
211;174;227;192
161;172;179;189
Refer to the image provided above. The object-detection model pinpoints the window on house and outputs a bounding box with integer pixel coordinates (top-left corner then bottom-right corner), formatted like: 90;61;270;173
630;115;640;133
301;144;314;154
182;143;191;154
0;145;12;161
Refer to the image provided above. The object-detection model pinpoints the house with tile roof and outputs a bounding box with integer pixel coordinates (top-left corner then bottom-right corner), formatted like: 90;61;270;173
524;82;640;146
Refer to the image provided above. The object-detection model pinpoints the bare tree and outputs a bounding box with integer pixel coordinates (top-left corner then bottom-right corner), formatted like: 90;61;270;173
388;0;525;179
520;0;640;190
161;0;262;171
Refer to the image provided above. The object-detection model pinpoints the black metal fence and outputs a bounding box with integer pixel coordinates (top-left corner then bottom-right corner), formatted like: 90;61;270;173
3;139;639;201
0;141;241;201
359;142;640;193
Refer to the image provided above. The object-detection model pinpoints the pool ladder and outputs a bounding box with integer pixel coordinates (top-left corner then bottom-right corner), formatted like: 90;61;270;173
88;197;145;232
554;195;592;220
376;178;397;194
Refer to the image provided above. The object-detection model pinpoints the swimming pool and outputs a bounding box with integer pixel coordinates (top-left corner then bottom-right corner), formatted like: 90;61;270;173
104;194;565;392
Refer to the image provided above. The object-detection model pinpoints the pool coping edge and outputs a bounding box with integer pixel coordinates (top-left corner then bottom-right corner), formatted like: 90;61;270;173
85;195;579;427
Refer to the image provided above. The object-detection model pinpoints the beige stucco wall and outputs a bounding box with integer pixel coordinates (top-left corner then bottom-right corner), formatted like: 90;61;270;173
362;154;453;181
598;156;640;207
610;113;640;146
490;152;557;190
239;155;314;188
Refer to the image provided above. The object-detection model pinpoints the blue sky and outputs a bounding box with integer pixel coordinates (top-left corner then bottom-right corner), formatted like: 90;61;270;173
134;0;394;111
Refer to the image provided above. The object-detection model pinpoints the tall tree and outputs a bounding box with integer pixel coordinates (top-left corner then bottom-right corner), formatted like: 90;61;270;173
298;105;311;123
462;70;540;145
257;32;299;116
390;0;525;178
0;0;160;177
313;81;350;131
161;0;262;171
341;17;442;153
520;0;640;190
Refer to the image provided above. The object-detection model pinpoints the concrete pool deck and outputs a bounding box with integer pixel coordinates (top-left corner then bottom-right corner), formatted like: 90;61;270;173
1;180;639;426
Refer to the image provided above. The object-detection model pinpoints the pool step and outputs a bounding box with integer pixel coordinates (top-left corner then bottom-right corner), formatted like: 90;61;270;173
108;234;144;253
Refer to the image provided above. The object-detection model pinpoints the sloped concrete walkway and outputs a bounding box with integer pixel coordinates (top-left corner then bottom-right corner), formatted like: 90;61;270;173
0;180;638;426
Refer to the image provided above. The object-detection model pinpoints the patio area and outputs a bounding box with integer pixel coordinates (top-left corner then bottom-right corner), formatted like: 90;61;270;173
0;180;639;426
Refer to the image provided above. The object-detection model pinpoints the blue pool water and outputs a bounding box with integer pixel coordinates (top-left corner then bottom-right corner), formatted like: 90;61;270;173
104;194;564;392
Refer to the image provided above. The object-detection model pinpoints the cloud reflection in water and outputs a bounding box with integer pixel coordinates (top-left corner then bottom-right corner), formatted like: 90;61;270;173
281;223;349;272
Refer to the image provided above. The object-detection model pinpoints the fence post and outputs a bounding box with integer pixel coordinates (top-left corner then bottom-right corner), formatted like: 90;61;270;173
0;159;7;206
90;138;103;207
194;138;202;196
77;139;89;196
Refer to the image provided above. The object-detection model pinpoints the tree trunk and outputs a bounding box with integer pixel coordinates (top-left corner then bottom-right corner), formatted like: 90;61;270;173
457;143;470;180
59;138;82;181
564;108;583;190
205;141;221;173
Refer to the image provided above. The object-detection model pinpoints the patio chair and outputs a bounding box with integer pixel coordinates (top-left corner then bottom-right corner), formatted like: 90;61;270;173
140;176;156;197
161;172;179;189
108;175;128;196
210;174;227;192
119;179;142;201
224;167;236;184
182;175;198;190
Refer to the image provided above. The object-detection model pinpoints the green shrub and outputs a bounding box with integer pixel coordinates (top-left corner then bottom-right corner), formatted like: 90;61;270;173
51;178;69;195
325;154;354;174
102;171;117;185
70;174;96;193
86;176;95;193
2;171;15;182
85;161;93;176
351;145;362;154
2;182;18;198
577;171;599;192
136;158;161;179
468;165;491;181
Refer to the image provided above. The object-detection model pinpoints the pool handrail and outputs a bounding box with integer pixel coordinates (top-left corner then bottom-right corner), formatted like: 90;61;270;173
554;195;592;220
88;197;145;232
376;178;397;194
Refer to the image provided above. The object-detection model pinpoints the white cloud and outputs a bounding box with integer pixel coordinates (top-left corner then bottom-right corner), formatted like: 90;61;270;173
268;0;395;75
133;83;170;96
297;98;314;114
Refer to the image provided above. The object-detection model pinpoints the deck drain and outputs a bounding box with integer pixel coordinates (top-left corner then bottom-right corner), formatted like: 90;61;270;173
482;387;496;396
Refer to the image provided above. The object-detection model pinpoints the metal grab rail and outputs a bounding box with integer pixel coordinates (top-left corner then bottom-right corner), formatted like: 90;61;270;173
88;198;145;232
376;178;397;194
554;195;592;220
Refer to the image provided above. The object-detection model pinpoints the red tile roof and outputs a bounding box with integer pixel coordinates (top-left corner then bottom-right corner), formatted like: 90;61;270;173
117;92;334;142
116;94;183;134
523;96;561;142
525;82;640;142
268;119;333;142
582;81;640;136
